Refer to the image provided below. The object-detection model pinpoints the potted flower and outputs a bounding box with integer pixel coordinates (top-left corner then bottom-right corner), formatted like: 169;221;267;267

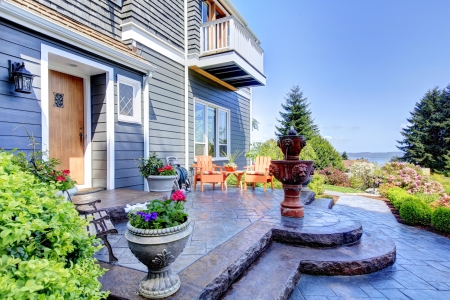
223;149;244;172
125;190;192;299
136;152;177;198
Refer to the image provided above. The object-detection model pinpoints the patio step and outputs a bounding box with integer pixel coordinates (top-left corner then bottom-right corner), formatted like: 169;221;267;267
220;231;396;300
307;197;334;209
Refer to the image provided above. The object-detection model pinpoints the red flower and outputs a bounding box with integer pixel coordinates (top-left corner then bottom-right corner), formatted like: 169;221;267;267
62;170;70;175
164;165;173;171
56;176;66;182
158;168;165;173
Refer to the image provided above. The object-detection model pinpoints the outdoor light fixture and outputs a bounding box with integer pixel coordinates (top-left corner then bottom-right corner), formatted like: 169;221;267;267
8;60;34;93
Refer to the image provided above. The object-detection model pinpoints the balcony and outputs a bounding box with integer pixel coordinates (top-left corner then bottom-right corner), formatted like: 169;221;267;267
191;16;266;89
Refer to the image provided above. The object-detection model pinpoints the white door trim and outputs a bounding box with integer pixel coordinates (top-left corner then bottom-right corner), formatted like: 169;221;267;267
41;44;115;190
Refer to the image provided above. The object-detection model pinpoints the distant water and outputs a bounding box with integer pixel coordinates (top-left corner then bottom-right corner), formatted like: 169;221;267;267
347;153;402;166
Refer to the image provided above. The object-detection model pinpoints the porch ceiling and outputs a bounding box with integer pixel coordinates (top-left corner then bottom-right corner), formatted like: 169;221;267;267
201;62;263;88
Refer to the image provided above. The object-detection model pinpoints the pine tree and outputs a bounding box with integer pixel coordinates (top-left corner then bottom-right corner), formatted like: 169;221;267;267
397;85;450;173
275;85;319;139
341;151;348;160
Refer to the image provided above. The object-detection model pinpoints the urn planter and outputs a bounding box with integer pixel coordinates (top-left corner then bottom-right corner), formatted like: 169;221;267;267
146;175;177;199
56;186;78;201
125;219;192;299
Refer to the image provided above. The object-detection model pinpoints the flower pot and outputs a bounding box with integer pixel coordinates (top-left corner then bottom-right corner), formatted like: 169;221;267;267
125;219;192;299
56;186;78;201
146;175;177;199
224;166;237;172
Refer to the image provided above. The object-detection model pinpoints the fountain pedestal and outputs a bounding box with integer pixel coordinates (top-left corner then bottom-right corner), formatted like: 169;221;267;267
270;126;314;218
270;160;314;218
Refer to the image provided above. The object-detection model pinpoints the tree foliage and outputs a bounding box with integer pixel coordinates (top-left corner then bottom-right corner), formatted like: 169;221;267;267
398;85;450;173
341;151;348;160
275;85;319;139
308;136;345;170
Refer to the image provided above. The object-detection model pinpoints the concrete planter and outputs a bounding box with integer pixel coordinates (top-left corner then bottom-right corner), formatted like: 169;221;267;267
125;219;192;299
56;186;78;201
146;175;177;199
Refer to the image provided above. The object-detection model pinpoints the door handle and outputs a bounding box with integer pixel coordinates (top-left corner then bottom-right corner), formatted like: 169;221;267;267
79;127;83;146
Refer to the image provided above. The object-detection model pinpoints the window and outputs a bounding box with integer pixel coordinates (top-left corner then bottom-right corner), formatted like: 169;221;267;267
195;100;229;158
117;75;141;124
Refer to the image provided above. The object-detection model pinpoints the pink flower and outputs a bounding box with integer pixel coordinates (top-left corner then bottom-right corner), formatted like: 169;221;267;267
158;167;165;173
171;190;186;201
62;170;70;175
164;165;173;171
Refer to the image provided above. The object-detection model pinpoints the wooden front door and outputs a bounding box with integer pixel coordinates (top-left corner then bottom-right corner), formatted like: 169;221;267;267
49;70;84;184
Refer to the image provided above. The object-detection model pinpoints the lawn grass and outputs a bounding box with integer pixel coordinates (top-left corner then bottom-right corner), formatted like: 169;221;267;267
324;184;362;194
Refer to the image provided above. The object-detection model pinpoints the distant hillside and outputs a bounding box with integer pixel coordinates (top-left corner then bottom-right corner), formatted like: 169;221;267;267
345;152;403;165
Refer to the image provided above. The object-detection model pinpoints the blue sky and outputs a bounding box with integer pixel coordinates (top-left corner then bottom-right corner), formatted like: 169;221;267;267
232;0;450;152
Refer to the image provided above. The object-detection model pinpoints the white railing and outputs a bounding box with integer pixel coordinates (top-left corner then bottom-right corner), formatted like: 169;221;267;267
200;16;264;74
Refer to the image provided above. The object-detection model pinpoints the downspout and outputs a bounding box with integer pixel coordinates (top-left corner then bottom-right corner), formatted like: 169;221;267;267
184;0;189;169
143;70;152;191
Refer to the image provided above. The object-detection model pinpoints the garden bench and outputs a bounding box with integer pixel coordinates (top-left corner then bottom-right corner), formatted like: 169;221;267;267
66;194;118;263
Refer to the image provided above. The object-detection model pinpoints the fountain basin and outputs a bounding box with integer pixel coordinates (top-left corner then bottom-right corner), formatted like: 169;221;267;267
269;160;314;218
269;160;314;185
277;135;306;160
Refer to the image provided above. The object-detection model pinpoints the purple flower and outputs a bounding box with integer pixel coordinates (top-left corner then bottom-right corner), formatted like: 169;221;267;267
137;211;158;222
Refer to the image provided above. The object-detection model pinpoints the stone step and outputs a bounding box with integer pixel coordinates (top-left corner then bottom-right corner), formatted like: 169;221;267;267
220;231;396;300
307;197;334;209
99;207;393;300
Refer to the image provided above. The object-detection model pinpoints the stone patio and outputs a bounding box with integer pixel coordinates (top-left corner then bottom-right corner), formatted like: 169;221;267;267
91;188;450;300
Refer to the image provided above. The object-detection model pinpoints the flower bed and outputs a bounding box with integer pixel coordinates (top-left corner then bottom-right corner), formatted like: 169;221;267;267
381;162;450;233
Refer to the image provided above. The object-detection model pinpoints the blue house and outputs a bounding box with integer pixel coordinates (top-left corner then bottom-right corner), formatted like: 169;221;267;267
0;0;265;191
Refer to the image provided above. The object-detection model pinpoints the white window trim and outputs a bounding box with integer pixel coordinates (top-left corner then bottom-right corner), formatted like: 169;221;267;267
117;75;142;124
194;98;231;159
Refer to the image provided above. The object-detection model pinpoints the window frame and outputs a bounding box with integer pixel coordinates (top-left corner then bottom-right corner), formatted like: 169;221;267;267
194;98;230;160
117;74;142;124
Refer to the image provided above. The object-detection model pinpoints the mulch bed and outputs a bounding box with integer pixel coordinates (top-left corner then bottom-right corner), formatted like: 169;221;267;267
362;195;450;239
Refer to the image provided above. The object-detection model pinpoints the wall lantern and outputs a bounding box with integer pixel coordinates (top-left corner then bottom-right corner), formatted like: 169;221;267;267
8;60;35;93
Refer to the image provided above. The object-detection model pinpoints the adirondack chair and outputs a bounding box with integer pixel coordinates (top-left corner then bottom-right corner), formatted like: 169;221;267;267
244;156;274;192
192;155;225;192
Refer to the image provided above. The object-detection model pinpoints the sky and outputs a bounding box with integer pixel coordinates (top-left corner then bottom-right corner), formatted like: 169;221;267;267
232;0;450;153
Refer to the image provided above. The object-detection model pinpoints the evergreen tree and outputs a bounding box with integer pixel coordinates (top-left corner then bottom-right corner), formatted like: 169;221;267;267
397;85;450;173
275;85;319;139
341;151;348;160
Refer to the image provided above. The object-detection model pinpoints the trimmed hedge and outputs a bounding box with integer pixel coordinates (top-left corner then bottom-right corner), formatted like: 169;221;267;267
432;207;450;233
0;152;108;299
386;187;411;210
399;198;432;226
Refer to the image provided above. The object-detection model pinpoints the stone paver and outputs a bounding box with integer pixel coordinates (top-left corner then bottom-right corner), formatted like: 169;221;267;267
95;187;285;273
290;193;450;300
95;188;450;299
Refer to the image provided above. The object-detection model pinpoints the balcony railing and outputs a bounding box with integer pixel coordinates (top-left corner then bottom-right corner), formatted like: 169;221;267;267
200;16;264;74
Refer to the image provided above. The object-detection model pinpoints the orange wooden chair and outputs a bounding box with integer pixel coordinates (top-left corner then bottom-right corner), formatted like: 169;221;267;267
192;155;225;192
244;156;274;192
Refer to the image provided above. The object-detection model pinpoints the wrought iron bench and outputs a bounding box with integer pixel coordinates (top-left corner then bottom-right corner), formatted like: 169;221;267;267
67;195;118;263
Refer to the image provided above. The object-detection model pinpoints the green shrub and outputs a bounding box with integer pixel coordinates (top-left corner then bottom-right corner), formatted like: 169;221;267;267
0;152;107;299
431;207;450;233
309;174;325;195
399;198;432;226
386;187;411;209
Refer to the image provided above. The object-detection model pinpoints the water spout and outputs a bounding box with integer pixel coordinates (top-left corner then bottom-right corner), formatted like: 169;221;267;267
285;147;289;160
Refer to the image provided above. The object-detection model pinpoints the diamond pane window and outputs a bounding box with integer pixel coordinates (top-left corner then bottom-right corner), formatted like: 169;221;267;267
117;75;141;124
119;83;134;116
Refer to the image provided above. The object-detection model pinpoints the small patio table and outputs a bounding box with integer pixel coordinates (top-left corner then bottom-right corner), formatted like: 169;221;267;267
222;170;245;189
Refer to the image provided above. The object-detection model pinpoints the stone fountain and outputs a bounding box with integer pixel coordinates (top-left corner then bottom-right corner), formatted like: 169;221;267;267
269;127;314;218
